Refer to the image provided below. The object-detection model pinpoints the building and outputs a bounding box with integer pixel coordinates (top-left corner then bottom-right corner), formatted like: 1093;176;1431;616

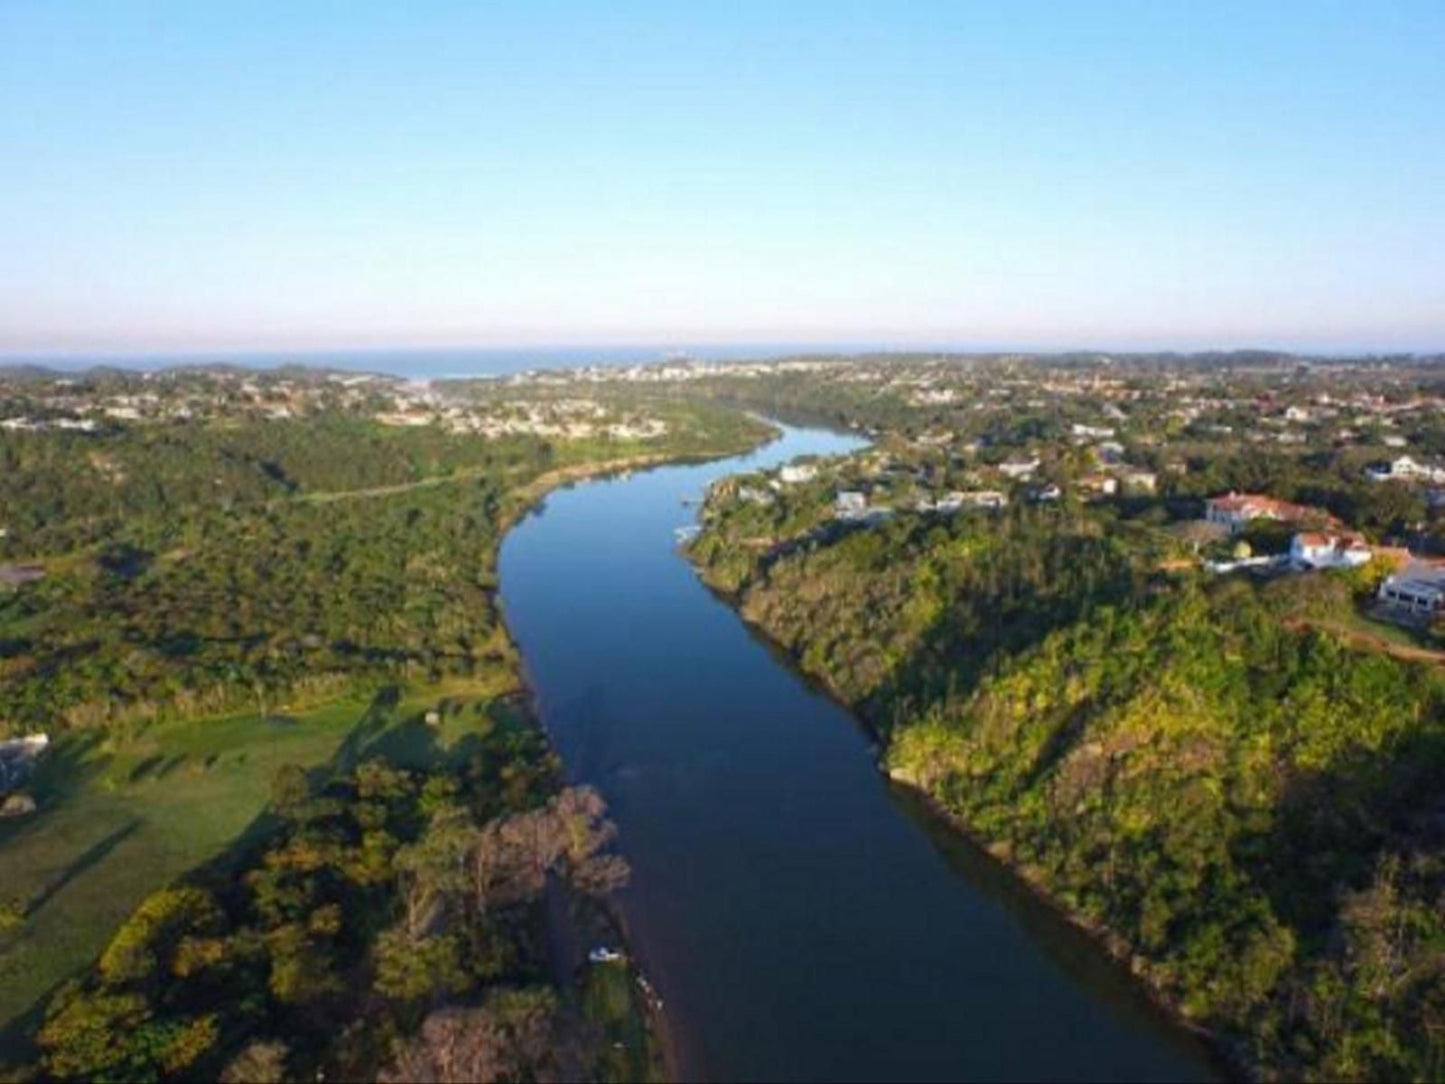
1077;474;1118;498
0;734;49;794
946;490;1008;511
1026;483;1062;502
1364;455;1445;484
1205;493;1338;535
1289;532;1372;570
1118;469;1157;493
779;464;818;485
0;564;45;588
1378;562;1445;615
834;491;867;519
997;458;1040;480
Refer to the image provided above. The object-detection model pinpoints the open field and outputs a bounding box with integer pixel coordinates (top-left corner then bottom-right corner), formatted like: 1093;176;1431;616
0;673;520;1054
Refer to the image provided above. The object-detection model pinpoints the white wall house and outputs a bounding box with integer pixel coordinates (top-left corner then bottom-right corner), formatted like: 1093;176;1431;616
1364;456;1445;483
1379;563;1445;614
997;459;1040;480
1289;532;1372;570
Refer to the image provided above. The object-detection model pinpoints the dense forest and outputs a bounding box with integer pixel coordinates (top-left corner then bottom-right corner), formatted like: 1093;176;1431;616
691;496;1445;1080
0;398;768;1078
0;408;769;737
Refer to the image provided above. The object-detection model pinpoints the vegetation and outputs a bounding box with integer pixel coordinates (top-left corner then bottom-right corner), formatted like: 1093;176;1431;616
31;700;635;1082
0;394;766;1074
692;484;1445;1080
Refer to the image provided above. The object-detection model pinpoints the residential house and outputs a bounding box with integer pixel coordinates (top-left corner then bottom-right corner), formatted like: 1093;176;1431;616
1205;493;1338;535
949;490;1009;511
0;734;48;794
1364;456;1445;483
1378;562;1445;615
834;491;867;519
0;564;44;588
1289;532;1372;570
1077;474;1118;498
1118;469;1157;493
997;458;1040;480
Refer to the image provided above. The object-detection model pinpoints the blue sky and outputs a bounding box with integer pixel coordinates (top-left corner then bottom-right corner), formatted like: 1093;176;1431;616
1;0;1441;354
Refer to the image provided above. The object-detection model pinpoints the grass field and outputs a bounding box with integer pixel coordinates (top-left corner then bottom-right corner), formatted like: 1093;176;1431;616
581;957;667;1083
0;673;522;1056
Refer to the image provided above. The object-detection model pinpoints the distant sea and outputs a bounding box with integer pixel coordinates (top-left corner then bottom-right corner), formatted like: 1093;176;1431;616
1;343;873;380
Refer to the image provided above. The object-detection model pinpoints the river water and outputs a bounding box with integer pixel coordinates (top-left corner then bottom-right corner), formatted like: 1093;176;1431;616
498;423;1214;1082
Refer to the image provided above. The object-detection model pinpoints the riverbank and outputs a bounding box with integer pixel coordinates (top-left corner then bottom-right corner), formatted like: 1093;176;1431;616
499;418;1209;1081
686;563;1239;1080
0;410;777;1077
493;422;781;1080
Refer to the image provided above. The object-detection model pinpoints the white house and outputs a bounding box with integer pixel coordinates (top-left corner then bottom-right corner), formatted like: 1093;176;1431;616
1289;532;1372;570
779;463;818;485
1378;562;1445;614
948;490;1009;511
1364;456;1445;483
997;458;1039;480
0;733;49;793
835;491;867;519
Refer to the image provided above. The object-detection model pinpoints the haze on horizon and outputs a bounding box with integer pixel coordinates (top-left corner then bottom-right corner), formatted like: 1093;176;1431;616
1;0;1442;356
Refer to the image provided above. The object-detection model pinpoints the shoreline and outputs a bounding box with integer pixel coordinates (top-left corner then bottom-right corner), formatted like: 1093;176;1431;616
688;565;1248;1083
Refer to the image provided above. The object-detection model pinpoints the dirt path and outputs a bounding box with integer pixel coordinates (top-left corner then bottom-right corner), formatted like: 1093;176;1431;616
1287;618;1445;666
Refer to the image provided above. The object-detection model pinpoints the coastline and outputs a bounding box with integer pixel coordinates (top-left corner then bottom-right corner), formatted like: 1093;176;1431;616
687;564;1246;1082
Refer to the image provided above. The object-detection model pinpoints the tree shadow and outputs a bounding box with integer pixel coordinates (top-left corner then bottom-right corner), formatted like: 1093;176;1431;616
25;819;142;918
1233;723;1445;946
127;754;166;784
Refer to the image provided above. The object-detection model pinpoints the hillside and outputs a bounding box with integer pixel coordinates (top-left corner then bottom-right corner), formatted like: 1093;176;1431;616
691;499;1445;1080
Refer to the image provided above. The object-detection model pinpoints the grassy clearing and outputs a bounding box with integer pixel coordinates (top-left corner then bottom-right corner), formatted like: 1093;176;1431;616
0;675;516;1052
581;958;666;1083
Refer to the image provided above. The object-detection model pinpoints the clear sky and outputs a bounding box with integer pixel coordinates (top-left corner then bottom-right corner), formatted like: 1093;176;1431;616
1;0;1442;355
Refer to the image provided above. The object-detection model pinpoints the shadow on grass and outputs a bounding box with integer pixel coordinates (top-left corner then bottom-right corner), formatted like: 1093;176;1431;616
25;819;142;918
1;683;511;1071
0;818;142;1071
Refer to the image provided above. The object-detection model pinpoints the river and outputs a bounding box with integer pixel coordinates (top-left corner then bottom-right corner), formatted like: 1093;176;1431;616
498;422;1215;1082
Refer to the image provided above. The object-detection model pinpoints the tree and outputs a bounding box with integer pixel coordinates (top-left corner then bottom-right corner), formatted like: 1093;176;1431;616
394;805;479;939
372;927;470;1002
378;989;590;1084
219;1039;289;1084
97;886;221;987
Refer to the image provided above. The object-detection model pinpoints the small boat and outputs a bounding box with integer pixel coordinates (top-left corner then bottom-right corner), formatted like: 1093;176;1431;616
588;946;625;964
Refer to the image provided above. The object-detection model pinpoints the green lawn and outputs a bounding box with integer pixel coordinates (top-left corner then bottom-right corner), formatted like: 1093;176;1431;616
581;958;666;1084
0;677;515;1055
